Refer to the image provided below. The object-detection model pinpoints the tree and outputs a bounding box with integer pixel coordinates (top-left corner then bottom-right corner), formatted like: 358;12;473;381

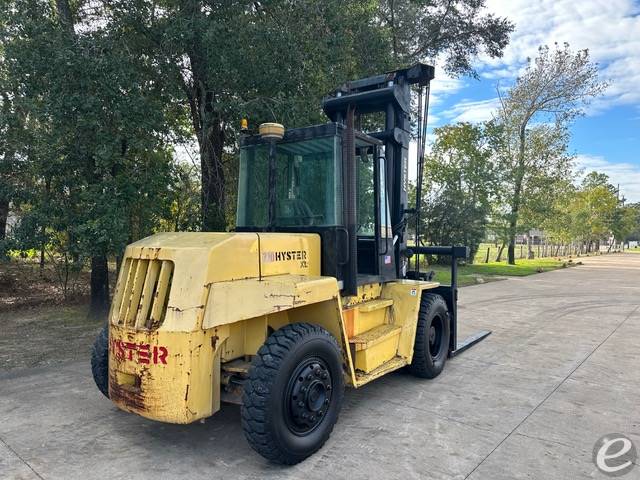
539;179;577;251
1;0;176;317
162;160;202;233
378;0;513;74
496;43;607;264
611;204;636;249
103;0;387;231
569;172;617;251
107;0;514;232
623;203;640;242
1;0;516;313
578;172;638;250
418;122;498;262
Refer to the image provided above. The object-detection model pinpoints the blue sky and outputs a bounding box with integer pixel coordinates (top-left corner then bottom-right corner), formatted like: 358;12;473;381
425;0;640;201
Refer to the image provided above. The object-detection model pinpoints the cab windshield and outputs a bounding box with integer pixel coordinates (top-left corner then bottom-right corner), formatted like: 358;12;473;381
236;135;343;228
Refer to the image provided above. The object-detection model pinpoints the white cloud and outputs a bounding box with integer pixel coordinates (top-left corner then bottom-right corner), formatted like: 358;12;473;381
431;1;640;124
444;97;501;123
482;0;640;110
575;154;640;202
429;73;466;108
424;2;640;190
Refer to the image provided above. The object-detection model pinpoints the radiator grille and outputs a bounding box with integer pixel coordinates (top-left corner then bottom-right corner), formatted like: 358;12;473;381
111;258;174;330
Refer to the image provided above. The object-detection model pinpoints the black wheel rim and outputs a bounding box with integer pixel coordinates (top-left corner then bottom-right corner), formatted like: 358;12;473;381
284;357;333;436
428;315;444;360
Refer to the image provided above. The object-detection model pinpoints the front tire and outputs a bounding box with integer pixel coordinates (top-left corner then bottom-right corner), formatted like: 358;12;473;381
241;323;344;464
408;293;450;379
91;325;109;398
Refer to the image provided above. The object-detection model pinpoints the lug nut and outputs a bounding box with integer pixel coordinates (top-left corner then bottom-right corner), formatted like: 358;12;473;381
298;401;304;407
302;413;307;419
322;372;328;379
300;386;307;393
309;415;315;422
306;374;312;380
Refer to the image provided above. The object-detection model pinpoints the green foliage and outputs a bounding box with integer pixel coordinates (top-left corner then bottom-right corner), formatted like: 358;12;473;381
0;0;516;304
161;160;202;233
570;172;634;247
417;122;498;262
377;0;514;75
494;43;606;263
623;203;640;242
1;0;177;278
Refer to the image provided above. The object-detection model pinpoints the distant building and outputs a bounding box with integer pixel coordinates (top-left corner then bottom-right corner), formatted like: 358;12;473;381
516;229;545;245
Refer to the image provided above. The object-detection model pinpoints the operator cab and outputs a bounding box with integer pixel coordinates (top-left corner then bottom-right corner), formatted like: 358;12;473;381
236;123;395;288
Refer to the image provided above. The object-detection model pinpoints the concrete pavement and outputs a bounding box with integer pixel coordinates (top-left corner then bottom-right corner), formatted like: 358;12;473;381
1;254;639;479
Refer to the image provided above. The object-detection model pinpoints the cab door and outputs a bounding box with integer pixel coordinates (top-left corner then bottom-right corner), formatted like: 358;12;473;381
356;146;395;281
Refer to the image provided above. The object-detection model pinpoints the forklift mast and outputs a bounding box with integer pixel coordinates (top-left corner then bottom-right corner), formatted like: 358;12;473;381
323;64;489;356
323;64;434;293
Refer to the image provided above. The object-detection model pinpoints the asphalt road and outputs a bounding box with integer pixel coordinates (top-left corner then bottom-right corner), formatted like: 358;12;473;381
1;254;639;480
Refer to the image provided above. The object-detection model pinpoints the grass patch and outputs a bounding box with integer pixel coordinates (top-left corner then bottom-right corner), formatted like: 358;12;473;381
625;247;640;254
426;258;570;287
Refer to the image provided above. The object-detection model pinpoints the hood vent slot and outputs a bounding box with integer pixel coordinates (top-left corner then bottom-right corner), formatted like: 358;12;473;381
111;258;174;330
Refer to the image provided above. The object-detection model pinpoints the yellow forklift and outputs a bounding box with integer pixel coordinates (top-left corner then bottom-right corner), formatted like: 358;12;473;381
91;64;490;464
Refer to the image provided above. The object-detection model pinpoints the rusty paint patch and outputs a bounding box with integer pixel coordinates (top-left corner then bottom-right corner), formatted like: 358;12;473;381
109;375;148;412
166;305;204;313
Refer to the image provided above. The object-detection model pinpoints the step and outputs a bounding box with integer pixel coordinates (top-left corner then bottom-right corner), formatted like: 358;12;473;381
221;358;252;375
349;324;402;373
344;299;394;337
354;356;407;387
349;324;402;350
357;298;393;313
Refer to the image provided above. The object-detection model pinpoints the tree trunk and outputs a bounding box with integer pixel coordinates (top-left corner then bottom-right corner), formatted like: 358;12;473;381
507;182;523;265
0;199;8;259
55;0;75;34
179;0;228;233
508;123;528;265
116;254;123;275
199;122;226;231
0;199;7;241
89;255;110;320
507;215;517;264
495;242;505;262
39;238;45;272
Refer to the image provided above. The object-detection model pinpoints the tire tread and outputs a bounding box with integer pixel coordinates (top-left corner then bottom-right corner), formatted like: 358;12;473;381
408;293;449;378
91;325;109;398
241;322;342;464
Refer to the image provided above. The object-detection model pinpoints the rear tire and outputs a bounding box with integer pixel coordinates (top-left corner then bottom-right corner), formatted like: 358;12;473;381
408;293;450;379
91;325;109;398
241;323;344;465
